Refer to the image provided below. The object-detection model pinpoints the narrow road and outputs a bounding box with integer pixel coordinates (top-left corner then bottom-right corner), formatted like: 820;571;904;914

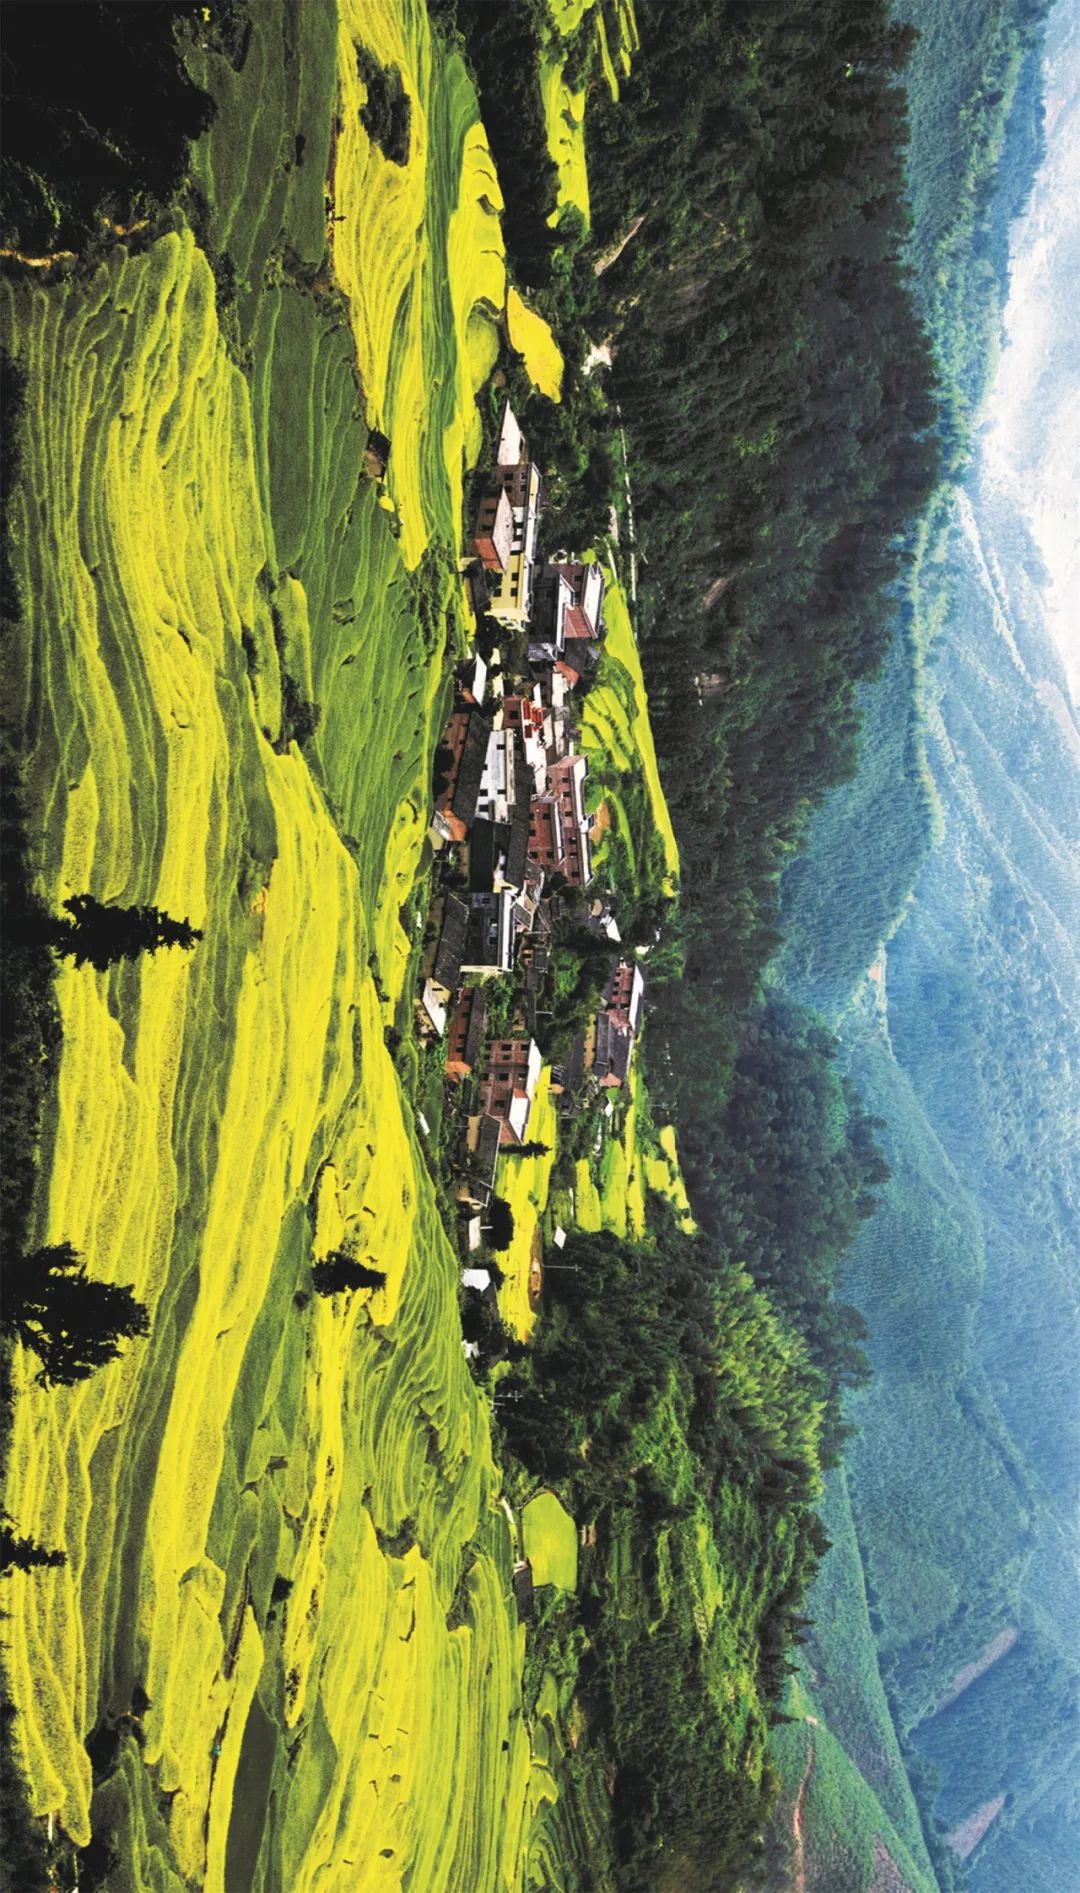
792;1740;815;1893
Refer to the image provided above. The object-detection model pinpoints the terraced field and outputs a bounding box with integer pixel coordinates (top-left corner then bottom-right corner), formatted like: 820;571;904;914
580;565;680;899
506;287;565;404
0;6;545;1888
2;5;690;1888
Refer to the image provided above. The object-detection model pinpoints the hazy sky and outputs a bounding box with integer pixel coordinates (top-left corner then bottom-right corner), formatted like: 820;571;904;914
982;0;1080;704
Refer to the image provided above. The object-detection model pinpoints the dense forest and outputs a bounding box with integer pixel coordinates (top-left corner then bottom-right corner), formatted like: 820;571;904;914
496;1216;830;1888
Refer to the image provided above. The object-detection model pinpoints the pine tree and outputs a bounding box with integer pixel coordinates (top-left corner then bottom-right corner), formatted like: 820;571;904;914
485;1197;515;1252
0;1518;66;1574
55;894;202;971
6;1241;149;1385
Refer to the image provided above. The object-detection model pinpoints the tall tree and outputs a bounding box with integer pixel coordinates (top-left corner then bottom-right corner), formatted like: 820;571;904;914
311;1253;387;1295
0;1519;66;1574
50;894;202;972
5;1241;149;1385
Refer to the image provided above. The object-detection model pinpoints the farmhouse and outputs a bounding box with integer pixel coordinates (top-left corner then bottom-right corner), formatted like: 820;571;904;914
477;1036;543;1144
584;893;621;944
477;401;543;631
590;960;646;1088
470;775;531;900
501;691;548;793
425;892;470;1001
604;959;645;1036
432;708;491;843
512;857;546;938
528;565;573;666
546;558;605;637
557;638;601;689
592;1011;634;1087
486;462;543;629
458;648;488;707
529;753;593;888
473;486;514;572
461;891;516;976
475;727;519;827
446;985;489;1081
458;1111;503;1210
417;980;448;1040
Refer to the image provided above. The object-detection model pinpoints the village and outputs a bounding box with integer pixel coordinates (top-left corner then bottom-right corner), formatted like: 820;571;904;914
414;398;648;1325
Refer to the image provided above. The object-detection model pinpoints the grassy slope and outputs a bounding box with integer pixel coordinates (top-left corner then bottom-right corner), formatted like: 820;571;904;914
0;5;552;1889
580;561;680;899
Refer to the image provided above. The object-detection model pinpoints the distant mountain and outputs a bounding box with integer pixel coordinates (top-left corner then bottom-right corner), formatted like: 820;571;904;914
768;3;1080;1887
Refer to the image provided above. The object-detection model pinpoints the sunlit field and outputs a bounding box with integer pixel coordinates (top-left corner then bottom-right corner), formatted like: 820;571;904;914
580;565;680;898
1;2;689;1886
506;287;565;404
0;6;541;1886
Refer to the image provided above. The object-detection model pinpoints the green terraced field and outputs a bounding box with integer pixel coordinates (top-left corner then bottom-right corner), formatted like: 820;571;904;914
522;1493;578;1592
580;563;680;901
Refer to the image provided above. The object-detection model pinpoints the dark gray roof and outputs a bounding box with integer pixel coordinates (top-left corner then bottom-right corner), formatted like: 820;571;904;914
512;1561;535;1621
467;558;491;611
433;893;468;990
452;711;491;826
469;821;501;892
562;638;600;678
594;1014;632;1084
473;1112;502;1182
505;740;532;891
464;892;509;969
520;937;550;993
556;1029;587;1097
462;986;489;1069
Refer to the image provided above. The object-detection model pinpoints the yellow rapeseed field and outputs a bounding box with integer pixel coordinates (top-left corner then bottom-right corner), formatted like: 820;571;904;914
0;9;567;1883
506;287;565;404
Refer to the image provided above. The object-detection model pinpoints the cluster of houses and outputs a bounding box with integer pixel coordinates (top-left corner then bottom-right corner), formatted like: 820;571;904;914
419;400;646;1221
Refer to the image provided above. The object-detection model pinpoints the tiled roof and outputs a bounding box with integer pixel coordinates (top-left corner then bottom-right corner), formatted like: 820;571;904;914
474;1112;502;1179
505;741;532;891
462;986;489;1068
452;711;492;825
564;605;595;641
433;893;468;990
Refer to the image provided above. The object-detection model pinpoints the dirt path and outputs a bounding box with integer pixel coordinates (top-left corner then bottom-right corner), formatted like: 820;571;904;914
792;1740;815;1893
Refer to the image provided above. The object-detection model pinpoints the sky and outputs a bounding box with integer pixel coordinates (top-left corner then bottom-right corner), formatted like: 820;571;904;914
981;0;1080;705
